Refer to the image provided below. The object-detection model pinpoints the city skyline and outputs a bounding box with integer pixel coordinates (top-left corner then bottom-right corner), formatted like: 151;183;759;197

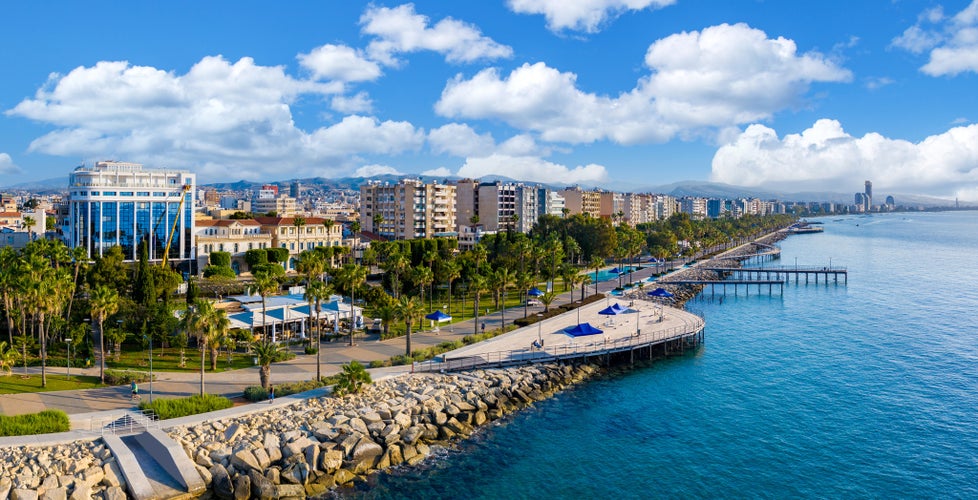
1;1;977;199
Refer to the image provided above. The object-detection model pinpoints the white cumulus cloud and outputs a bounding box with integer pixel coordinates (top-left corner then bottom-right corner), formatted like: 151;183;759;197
331;92;374;114
297;44;382;82
420;166;453;177
356;164;402;177
428;123;496;157
711;119;978;199
507;0;675;33
894;0;978;76
6;57;425;180
457;154;608;185
360;3;512;66
0;153;20;174
436;24;849;145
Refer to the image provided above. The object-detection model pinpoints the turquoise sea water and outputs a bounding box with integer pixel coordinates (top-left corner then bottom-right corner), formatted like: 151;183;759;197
348;212;978;499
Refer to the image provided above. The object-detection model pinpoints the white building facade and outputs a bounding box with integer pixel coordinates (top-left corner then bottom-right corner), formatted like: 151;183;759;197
67;161;196;263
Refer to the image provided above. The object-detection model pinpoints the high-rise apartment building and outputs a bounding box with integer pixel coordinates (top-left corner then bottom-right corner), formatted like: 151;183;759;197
360;179;456;240
537;188;566;219
67;161;196;263
559;187;601;218
864;180;873;212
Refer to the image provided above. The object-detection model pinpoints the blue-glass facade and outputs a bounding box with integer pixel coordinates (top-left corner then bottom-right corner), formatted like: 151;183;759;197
67;162;195;263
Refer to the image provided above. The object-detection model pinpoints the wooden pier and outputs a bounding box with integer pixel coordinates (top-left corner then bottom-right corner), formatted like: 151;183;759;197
699;265;848;284
658;279;786;296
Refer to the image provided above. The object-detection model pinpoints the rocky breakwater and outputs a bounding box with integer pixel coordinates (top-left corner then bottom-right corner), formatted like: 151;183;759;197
0;439;129;500
168;363;599;499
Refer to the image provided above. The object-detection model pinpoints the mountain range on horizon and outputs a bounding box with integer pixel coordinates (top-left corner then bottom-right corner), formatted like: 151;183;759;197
5;173;966;208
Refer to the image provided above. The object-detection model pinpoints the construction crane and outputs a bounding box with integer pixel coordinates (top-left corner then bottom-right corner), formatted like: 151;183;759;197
161;184;192;268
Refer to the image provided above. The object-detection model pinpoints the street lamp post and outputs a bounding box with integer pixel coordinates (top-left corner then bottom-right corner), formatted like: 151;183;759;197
65;338;71;381
144;334;154;403
536;313;543;343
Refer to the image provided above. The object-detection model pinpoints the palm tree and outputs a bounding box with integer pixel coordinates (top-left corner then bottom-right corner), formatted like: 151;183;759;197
588;256;604;297
181;299;231;396
539;291;557;313
516;271;535;319
22;216;36;240
580;273;592;302
333;360;371;396
305;280;331;380
469;274;487;336
372;213;384;235
412;265;434;312
292;216;306;270
0;341;17;376
0;246;21;344
337;264;367;346
297;250;326;349
373;303;397;339
395;296;424;357
493;267;513;329
251;266;281;342
251;340;281;391
442;258;461;318
89;285;119;384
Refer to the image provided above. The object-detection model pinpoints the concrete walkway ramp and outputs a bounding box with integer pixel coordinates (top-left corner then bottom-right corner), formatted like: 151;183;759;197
103;429;204;499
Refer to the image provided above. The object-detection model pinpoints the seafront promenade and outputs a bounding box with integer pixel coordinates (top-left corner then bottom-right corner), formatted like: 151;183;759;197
0;230;781;433
0;253;673;426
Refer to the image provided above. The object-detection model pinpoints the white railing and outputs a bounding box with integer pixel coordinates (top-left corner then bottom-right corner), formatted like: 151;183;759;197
98;409;161;435
415;311;704;372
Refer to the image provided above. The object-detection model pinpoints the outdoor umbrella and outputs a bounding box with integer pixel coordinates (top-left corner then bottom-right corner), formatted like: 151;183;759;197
425;310;452;322
648;288;674;298
527;287;545;297
598;303;624;327
563;323;603;337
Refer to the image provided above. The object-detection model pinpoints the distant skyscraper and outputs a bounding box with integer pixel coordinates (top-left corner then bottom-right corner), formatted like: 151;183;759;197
864;180;872;211
290;181;301;199
854;192;865;212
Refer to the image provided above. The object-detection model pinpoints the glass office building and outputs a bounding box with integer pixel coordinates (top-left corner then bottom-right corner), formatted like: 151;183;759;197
67;161;196;264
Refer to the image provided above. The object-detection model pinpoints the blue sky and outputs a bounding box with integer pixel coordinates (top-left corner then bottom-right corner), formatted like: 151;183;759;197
1;1;977;199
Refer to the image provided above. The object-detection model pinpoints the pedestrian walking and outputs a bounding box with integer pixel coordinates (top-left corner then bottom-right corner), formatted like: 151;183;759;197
130;381;140;401
268;385;275;404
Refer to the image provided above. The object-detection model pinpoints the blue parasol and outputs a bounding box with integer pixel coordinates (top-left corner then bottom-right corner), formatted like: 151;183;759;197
564;323;603;337
425;310;452;322
527;287;546;297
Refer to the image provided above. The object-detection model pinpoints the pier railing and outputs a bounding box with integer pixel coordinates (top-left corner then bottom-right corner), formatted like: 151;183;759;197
414;311;705;373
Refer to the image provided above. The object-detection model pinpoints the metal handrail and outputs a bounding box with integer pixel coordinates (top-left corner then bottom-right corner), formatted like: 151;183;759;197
415;310;705;373
99;409;161;435
702;265;847;272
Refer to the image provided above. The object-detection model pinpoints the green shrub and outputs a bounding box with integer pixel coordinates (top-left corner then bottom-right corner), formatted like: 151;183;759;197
243;377;332;402
333;361;372;396
203;265;236;279
209;251;232;268
104;369;153;386
139;394;233;420
0;410;70;436
243;386;268;402
267;247;290;264
245;248;268;268
304;346;318;355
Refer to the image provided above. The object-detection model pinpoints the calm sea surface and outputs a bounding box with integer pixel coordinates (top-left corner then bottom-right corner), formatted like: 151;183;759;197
346;211;978;499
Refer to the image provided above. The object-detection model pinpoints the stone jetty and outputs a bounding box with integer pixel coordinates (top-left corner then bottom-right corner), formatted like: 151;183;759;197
0;438;128;500
166;363;598;498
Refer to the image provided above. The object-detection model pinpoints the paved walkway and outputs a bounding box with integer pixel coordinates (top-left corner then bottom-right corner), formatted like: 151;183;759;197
1;233;767;432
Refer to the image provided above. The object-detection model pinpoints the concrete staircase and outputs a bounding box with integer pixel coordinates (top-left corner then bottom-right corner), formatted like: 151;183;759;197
102;428;205;500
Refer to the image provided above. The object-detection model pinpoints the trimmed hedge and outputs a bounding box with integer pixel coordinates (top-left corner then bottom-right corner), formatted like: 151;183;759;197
243;376;339;402
139;394;233;420
0;410;70;436
105;369;153;386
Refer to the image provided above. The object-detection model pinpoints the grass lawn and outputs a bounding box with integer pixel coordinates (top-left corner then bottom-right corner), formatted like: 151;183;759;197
0;374;103;394
107;348;258;373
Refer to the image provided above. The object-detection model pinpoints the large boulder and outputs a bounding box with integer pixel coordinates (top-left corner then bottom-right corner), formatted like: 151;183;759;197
320;450;344;473
209;464;235;500
232;474;250;500
248;470;275;500
351;438;383;463
229;449;261;474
